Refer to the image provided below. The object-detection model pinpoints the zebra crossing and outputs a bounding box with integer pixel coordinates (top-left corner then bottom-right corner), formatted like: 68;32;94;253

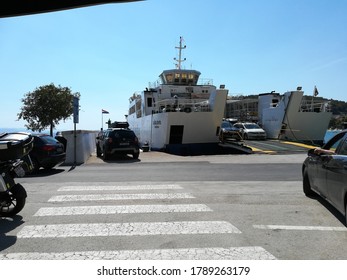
0;182;277;260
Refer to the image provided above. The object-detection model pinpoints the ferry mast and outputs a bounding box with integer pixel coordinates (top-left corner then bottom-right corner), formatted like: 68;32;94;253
174;36;186;69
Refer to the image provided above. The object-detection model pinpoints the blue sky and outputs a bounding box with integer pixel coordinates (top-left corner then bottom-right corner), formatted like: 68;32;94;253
1;0;347;132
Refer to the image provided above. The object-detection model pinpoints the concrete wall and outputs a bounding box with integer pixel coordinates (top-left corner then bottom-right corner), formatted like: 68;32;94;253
62;130;98;165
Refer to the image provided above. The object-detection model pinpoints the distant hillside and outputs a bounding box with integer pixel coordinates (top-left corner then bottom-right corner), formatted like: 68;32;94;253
328;99;347;115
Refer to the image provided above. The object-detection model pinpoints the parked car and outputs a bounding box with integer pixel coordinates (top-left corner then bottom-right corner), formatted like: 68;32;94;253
96;122;140;160
302;129;347;225
219;121;242;142
233;122;267;140
29;134;66;172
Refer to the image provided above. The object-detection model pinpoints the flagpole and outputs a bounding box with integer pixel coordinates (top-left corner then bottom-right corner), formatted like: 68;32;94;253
101;109;109;130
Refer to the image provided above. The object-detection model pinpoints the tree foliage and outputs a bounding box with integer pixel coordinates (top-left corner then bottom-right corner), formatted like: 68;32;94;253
18;83;80;135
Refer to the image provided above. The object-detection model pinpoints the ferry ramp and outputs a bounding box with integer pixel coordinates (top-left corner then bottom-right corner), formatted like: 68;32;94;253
243;139;318;154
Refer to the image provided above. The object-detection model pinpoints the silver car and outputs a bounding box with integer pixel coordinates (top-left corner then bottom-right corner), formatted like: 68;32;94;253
233;122;267;140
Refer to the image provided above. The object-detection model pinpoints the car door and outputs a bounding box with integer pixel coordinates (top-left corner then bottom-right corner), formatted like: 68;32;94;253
310;131;346;197
311;153;330;197
325;136;347;214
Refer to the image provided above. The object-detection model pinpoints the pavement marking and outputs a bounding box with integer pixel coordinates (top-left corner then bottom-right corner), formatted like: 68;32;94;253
245;145;277;154
58;184;183;191
17;221;242;238
281;141;317;149
253;225;347;232
0;246;276;260
34;204;212;216
48;193;195;202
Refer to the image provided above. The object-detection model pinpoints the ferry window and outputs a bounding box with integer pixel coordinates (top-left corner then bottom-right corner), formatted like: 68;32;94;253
272;99;279;107
188;73;194;84
174;73;180;83
147;97;152;107
194;74;199;84
129;105;135;115
166;73;173;83
181;73;187;83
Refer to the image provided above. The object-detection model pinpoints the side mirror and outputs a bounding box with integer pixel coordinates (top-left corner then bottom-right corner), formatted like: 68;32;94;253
307;148;316;156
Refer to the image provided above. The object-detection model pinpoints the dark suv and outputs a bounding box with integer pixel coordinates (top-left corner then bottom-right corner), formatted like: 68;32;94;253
219;121;242;142
96;122;140;160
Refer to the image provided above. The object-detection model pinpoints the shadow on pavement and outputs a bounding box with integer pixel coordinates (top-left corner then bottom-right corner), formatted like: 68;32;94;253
25;168;66;177
0;215;24;252
102;155;141;164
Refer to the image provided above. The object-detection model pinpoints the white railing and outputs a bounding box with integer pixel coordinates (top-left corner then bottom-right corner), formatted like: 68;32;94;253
300;100;331;112
155;98;211;113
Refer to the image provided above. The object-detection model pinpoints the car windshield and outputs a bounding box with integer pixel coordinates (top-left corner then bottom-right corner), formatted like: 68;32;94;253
110;130;135;139
244;123;261;129
39;135;59;144
323;131;347;151
221;122;232;128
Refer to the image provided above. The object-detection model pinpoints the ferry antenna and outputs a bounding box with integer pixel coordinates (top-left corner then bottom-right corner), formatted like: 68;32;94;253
174;36;186;69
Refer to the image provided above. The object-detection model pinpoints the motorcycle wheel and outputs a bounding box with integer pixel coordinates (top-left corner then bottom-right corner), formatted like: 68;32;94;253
0;184;27;217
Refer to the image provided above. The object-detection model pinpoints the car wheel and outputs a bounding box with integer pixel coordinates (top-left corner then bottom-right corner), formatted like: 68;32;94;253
303;168;315;197
345;201;347;227
30;157;40;173
102;148;109;160
96;145;102;157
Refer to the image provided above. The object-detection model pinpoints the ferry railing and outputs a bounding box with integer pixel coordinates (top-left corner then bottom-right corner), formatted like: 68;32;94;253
299;100;331;112
199;78;214;85
155;98;211;113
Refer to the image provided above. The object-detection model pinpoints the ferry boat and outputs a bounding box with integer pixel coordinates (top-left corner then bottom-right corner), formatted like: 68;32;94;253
258;88;332;145
226;87;332;145
127;37;228;154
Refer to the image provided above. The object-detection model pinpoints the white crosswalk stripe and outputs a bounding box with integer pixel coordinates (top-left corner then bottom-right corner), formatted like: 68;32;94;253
254;224;347;232
48;193;194;202
0;246;276;260
58;184;182;191
5;182;277;260
58;184;183;192
17;221;242;238
34;204;212;216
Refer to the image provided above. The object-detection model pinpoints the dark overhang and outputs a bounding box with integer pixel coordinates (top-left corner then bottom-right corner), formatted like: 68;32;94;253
0;0;142;18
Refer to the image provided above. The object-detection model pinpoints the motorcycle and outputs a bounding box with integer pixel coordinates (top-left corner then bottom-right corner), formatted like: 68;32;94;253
0;132;33;217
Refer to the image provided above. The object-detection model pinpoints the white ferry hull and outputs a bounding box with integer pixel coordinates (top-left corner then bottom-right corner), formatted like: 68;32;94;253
129;112;221;150
128;90;227;150
259;90;332;144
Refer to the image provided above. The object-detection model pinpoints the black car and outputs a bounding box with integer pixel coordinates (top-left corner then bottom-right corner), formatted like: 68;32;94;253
29;134;66;172
96;123;140;160
302;129;347;225
219;121;242;142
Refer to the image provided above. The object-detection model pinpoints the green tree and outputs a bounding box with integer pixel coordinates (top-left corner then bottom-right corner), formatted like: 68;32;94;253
18;83;80;136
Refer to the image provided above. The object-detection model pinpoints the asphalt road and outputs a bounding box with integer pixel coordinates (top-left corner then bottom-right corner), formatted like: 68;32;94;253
1;152;347;260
